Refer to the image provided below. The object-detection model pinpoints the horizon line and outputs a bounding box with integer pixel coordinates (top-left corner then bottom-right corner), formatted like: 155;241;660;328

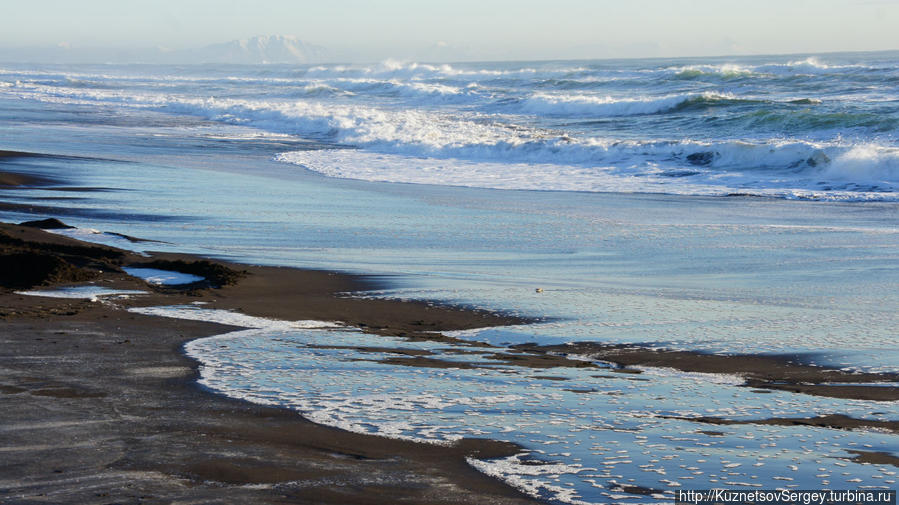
0;45;897;66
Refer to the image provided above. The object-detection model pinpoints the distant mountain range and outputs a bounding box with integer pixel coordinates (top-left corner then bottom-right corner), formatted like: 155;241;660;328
0;35;332;65
188;35;329;64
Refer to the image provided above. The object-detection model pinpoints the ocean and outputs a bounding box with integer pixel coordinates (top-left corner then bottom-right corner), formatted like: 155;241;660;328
1;52;897;503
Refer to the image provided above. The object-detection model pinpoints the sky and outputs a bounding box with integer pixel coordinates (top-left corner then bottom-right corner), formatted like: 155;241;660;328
3;0;899;61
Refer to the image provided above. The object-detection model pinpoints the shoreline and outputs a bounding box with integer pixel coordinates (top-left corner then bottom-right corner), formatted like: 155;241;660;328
0;219;538;504
4;220;897;505
520;342;899;402
3;152;899;502
0;150;61;187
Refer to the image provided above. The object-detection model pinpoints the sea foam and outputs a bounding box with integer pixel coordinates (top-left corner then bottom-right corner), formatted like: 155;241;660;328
3;53;897;201
519;91;738;117
276;140;899;201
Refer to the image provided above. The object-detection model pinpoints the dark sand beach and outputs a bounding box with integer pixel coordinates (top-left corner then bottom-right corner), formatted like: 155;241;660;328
3;152;898;504
1;150;541;504
0;219;537;504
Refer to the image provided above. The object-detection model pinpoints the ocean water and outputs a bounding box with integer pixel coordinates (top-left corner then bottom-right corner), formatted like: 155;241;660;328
3;53;899;199
1;53;898;504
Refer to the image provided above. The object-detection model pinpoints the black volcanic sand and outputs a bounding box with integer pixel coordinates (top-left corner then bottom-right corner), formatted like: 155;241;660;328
521;342;899;402
0;221;537;505
846;450;899;468
658;414;899;435
3;151;899;502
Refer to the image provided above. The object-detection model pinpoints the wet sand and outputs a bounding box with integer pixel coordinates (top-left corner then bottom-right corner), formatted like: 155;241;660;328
658;414;899;435
0;221;536;504
523;342;899;401
4;216;899;501
847;450;899;468
3;152;898;502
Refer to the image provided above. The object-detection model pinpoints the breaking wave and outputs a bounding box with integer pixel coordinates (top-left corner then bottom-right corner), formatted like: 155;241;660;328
3;52;897;200
276;141;899;201
518;92;746;117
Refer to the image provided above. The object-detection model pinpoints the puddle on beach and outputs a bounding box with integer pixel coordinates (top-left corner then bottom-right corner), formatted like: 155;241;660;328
122;267;204;286
131;304;899;505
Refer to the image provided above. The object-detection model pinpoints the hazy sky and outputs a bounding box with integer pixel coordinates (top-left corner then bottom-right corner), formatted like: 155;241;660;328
4;0;899;61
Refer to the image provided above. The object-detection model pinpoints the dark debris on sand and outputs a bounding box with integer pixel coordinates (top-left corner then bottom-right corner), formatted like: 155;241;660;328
0;221;125;289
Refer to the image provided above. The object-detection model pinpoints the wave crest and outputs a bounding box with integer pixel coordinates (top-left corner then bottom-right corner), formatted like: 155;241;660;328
519;92;740;117
276;140;899;201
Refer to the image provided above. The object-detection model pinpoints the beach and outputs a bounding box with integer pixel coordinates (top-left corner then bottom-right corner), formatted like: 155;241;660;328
0;152;535;503
3;153;898;503
1;55;898;504
0;210;536;504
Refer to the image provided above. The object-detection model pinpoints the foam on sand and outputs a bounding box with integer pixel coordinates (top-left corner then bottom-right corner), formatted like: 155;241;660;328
46;227;151;255
122;304;899;505
16;286;147;301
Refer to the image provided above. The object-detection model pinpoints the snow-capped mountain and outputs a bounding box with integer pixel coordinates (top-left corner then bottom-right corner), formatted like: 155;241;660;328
192;35;329;64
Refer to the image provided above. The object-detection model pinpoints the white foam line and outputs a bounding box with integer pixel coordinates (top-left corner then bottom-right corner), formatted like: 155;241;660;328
127;305;341;330
46;228;151;256
468;454;598;505
16;287;148;301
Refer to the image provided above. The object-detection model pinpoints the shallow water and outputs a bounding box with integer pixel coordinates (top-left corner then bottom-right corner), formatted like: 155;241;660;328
122;267;204;285
3;151;897;502
134;305;899;504
2;53;898;200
